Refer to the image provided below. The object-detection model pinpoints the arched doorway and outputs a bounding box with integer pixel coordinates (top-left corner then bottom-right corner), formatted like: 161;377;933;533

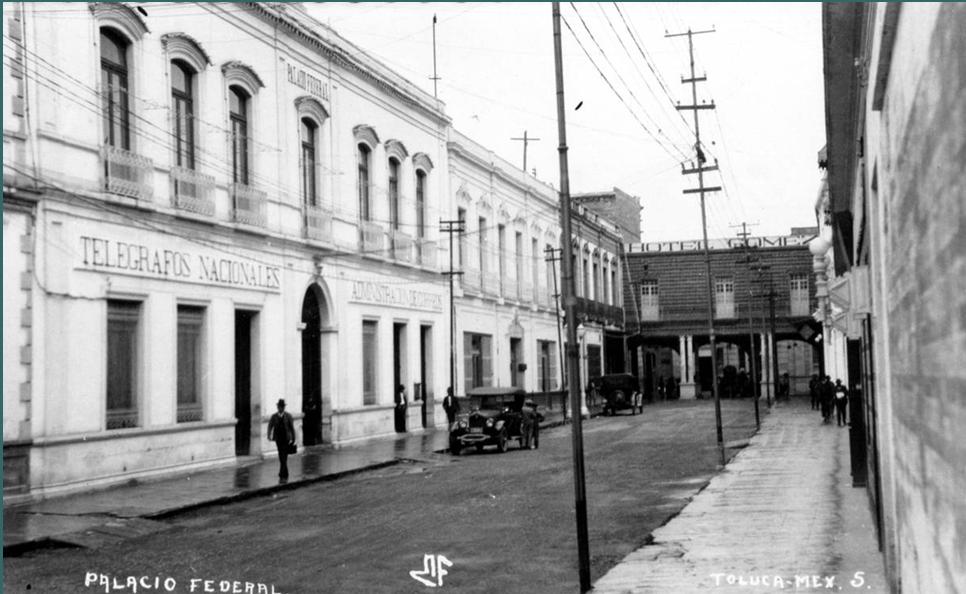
301;285;328;446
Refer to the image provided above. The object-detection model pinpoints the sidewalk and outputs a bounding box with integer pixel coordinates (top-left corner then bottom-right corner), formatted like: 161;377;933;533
3;408;569;555
592;398;888;593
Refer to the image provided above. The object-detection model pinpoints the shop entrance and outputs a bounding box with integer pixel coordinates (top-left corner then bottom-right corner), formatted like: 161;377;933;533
393;322;407;433
234;310;256;455
301;285;329;446
510;337;524;387
419;325;433;428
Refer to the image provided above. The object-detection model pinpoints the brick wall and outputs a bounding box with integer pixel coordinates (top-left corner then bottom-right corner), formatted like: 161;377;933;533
877;4;966;591
623;246;816;337
574;188;642;243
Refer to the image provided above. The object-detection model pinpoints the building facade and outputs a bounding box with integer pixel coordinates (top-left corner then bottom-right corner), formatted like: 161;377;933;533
447;131;626;407
822;4;966;592
3;2;453;496
622;231;821;400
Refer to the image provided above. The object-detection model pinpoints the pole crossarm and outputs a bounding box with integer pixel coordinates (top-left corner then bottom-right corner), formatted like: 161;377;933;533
683;186;722;194
675;103;717;110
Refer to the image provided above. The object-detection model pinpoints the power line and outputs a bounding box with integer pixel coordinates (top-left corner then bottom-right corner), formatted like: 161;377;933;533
560;15;683;163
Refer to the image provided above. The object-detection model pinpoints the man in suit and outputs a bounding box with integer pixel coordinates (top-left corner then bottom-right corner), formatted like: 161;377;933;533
442;387;460;425
395;384;407;433
267;399;296;482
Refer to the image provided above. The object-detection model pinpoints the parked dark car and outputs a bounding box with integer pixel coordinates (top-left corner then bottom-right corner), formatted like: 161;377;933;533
449;387;543;455
590;373;644;415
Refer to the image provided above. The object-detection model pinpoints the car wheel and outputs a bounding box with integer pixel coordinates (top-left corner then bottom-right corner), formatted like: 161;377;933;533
496;430;508;453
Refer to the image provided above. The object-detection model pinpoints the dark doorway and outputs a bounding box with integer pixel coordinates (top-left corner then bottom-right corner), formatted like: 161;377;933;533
587;344;602;381
420;325;432;428
510;337;523;387
301;288;323;445
539;341;552;391
394;323;407;433
234;310;255;455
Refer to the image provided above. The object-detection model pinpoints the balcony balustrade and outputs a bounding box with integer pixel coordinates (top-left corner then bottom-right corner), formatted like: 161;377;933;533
305;204;333;242
417;239;437;268
170;166;215;216
360;220;387;254
103;145;153;200
462;267;482;293
392;229;415;263
230;182;267;227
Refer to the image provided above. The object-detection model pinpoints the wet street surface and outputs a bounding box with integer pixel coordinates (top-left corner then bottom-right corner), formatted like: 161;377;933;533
4;400;759;594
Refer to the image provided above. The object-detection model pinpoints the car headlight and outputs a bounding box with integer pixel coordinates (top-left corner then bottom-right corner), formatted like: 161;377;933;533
485;418;495;428
457;420;468;429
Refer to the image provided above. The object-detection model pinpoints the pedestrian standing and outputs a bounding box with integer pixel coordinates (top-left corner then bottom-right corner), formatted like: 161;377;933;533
809;374;820;410
267;399;296;482
442;387;460;425
834;379;849;427
820;376;835;424
395;384;407;432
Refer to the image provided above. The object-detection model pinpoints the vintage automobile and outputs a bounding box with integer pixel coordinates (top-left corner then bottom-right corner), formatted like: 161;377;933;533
449;387;543;455
590;373;644;415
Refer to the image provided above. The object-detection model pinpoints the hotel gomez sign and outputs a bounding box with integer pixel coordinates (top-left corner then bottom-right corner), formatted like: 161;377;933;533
78;235;281;292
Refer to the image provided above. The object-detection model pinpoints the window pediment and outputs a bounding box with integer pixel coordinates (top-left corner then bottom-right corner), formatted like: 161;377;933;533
385;139;408;162
413;152;434;173
222;60;264;91
353;124;380;149
90;3;149;40
161;33;210;73
295;95;329;124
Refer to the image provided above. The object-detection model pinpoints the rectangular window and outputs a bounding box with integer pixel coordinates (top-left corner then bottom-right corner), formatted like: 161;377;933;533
388;158;400;230
790;273;810;316
478;217;487;274
498;224;506;292
715;278;735;319
100;30;130;150
358;145;371;221
362;320;378;405
641;280;659;321
300;119;317;206
416;171;426;239
593;260;600;301
531;238;540;294
463;332;492;390
611;267;617;306
538;339;558;391
229;87;250;185
583;256;590;298
177;305;204;423
457;208;466;268
107;300;140;429
515;232;524;294
548;244;558;300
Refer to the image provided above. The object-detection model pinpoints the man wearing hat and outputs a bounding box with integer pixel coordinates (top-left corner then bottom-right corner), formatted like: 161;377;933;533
267;399;296;482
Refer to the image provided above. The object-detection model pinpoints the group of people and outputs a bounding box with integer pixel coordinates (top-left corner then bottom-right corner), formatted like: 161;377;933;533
809;375;849;426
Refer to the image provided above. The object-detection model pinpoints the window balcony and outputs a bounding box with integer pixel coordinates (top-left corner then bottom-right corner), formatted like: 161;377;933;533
392;229;415;263
463;267;481;292
360;220;387;254
176;403;203;423
230;183;267;227
417;239;437;269
304;204;333;242
572;296;624;327
170;166;215;216
483;275;501;297
102;145;153;201
106;408;139;430
520;280;533;303
504;278;518;300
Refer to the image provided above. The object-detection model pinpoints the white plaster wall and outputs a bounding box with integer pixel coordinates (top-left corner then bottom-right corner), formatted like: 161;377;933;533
2;211;30;439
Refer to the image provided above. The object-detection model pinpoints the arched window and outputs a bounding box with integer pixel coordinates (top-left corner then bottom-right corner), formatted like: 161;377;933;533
100;28;130;149
229;86;249;184
415;169;426;239
388;157;400;230
171;60;195;169
300;117;318;206
357;143;371;221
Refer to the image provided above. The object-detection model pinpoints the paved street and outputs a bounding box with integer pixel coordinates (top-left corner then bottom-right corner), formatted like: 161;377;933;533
4;400;758;594
593;397;887;593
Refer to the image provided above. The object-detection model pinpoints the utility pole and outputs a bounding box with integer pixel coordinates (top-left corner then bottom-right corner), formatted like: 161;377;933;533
430;15;441;100
732;222;760;430
751;264;776;408
552;4;590;591
511;130;541;173
545;246;568;418
440;219;465;396
668;25;725;466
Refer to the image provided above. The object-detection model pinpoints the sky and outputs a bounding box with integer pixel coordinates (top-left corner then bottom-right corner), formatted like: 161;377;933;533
307;2;826;243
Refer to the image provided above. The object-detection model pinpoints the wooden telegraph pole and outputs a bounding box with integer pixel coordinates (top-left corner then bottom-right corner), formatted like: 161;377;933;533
552;4;591;591
733;222;761;430
511;130;541;173
667;26;725;466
